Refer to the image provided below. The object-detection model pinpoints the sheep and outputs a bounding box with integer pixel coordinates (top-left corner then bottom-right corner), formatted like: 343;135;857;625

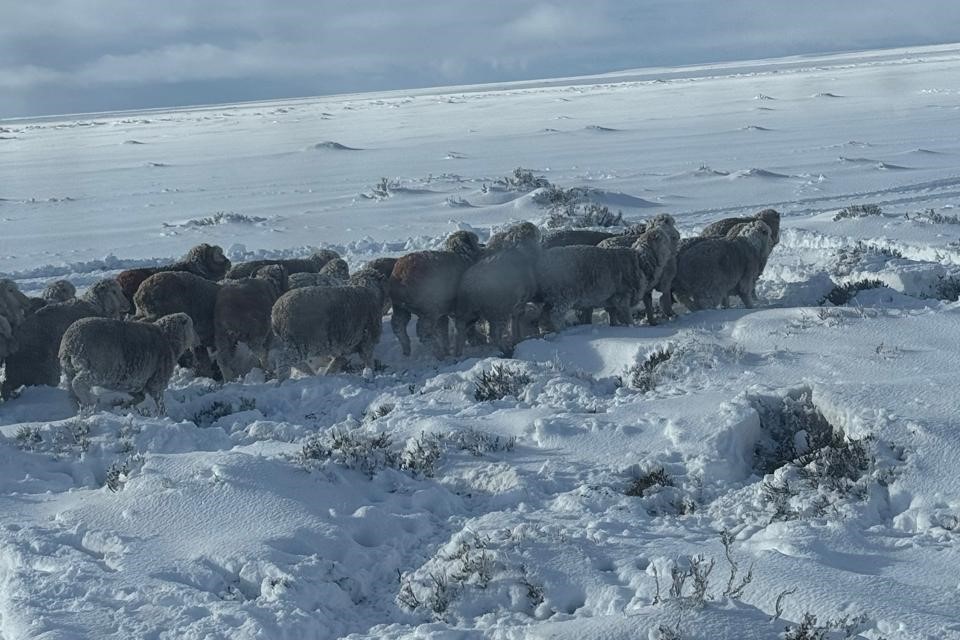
133;271;221;378
1;279;130;398
541;229;617;249
672;221;774;310
365;257;398;280
23;280;78;314
59;313;195;414
0;279;29;331
271;267;388;378
224;249;340;280
485;221;543;256
213;265;287;380
701;208;780;246
596;223;650;249
535;246;648;332
454;248;539;357
627;220;680;324
389;230;483;358
115;243;231;305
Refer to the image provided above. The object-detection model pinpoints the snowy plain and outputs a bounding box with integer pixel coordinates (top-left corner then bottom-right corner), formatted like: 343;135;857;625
2;43;960;639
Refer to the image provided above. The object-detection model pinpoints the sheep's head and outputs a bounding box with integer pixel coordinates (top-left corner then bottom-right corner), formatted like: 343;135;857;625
254;264;289;294
0;279;29;326
647;214;680;254
365;257;398;280
733;221;774;259
156;312;196;357
754;209;781;245
84;279;130;318
634;226;675;272
187;243;231;280
445;230;482;262
318;257;349;281
41;280;76;303
349;267;390;312
486;221;542;259
310;249;341;269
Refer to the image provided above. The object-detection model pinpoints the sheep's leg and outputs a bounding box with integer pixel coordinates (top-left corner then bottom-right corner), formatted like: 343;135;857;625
67;370;98;412
509;313;521;346
643;291;657;326
214;333;238;381
453;318;469;358
324;356;348;375
391;307;412;356
574;308;592;325
738;281;756;309
658;285;675;318
491;319;512;357
434;315;451;358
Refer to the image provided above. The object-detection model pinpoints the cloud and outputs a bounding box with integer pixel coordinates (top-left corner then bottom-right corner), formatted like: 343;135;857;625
3;0;960;117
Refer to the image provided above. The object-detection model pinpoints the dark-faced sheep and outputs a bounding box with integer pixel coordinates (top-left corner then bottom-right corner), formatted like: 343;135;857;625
59;313;195;414
224;249;340;280
213;265;287;380
535;246;648;332
673;221;773;310
115;243;231;305
389;231;482;358
134;271;222;378
271;268;388;378
1;280;130;398
541;229;617;249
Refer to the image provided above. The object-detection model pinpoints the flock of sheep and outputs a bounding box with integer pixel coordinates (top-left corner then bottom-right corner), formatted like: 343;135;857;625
0;208;780;414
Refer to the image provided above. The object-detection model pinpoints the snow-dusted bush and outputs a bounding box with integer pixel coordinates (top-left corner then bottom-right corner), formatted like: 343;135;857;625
447;428;516;456
104;454;145;492
782;612;869;639
904;207;960;225
546;202;624;229
833;203;882;221
933;274;960;301
496;167;552;191
625;466;673;496
629;347;673;392
819;278;886;306
191;397;256;427
163;212;268;228
299;428;397;477
473;363;531;401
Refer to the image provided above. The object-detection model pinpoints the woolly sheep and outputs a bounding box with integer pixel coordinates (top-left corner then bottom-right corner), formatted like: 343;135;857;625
701;209;781;246
0;279;30;360
540;229;616;249
1;280;130;398
287;272;347;290
59;313;195;414
134;271;222;378
389;231;482;358
42;280;77;303
630;220;680;324
213;265;287;380
271;267;388;378
535;246;648;331
115;243;231;305
672;221;774;310
485;221;543;257
224;249;340;280
454;247;539;357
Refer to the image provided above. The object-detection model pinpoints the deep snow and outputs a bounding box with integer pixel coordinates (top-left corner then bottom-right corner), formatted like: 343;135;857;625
2;44;960;639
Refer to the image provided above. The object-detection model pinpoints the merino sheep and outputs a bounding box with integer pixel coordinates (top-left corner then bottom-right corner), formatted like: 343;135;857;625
224;249;340;280
454;248;539;356
59;313;195;414
535;246;648;331
365;257;398;280
287;272;346;290
42;280;77;303
134;271;221;378
115;243;231;305
673;221;773;310
1;279;130;398
271;267;388;378
213;265;287;380
389;231;482;358
541;229;616;249
486;221;543;256
0;279;29;331
701;209;780;246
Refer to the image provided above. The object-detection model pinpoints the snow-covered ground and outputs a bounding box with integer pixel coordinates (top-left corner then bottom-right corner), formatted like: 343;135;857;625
2;44;960;639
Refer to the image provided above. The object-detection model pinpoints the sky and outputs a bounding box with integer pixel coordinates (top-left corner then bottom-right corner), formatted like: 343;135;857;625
3;0;960;118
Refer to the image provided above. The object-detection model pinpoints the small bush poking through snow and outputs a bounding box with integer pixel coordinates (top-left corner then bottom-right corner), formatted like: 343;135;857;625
833;203;882;221
104;454;145;492
473;364;532;401
14;426;42;450
820;279;886;306
362;177;400;200
629;347;674;392
299;428;397;477
546;202;624;228
496;167;552;191
399;432;443;478
904;207;960;225
625;466;673;496
783;612;870;640
447;428;516;456
933;274;960;301
163;212;268;227
191;397;257;427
